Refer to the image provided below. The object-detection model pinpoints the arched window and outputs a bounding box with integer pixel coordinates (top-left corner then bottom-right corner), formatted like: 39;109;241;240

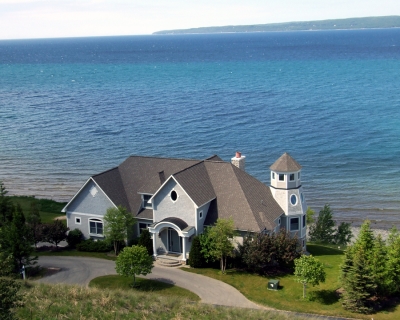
89;218;103;235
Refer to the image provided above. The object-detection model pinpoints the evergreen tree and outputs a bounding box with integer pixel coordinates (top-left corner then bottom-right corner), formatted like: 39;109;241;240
335;222;353;246
352;220;375;260
309;204;335;243
386;229;400;295
340;247;376;314
0;181;14;226
138;229;153;255
189;236;204;268
370;235;389;296
0;204;37;271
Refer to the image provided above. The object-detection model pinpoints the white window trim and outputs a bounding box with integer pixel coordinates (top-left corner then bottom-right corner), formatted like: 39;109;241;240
272;172;275;180
75;217;82;225
290;217;299;231
278;173;285;181
88;218;104;237
289;173;295;181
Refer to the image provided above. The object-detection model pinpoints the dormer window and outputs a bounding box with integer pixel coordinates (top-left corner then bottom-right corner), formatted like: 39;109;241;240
142;194;152;209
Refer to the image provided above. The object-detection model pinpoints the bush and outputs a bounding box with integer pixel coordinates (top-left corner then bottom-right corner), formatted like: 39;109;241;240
76;239;112;252
189;236;204;268
67;229;84;248
138;229;153;255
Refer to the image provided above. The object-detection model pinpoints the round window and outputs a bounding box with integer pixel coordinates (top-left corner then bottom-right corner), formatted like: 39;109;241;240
170;190;178;201
290;194;297;206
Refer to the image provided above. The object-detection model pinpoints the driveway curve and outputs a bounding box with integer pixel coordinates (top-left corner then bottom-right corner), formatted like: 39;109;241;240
38;256;263;309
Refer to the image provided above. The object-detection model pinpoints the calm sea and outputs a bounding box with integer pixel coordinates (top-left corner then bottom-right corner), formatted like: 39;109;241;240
1;29;400;226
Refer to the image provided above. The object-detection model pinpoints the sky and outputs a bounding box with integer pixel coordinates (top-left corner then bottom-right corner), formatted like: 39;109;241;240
1;0;400;40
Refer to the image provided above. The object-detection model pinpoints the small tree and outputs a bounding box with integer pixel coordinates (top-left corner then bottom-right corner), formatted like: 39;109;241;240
201;218;236;273
306;207;316;225
0;181;14;226
115;245;153;287
104;206;136;255
189;236;204;268
44;220;69;248
309;204;335;243
0;204;37;271
138;229;153;255
294;255;326;298
26;201;42;248
335;222;353;246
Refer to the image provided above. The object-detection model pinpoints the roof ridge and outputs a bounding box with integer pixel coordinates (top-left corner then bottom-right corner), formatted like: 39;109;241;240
127;155;202;161
172;160;205;176
92;166;120;178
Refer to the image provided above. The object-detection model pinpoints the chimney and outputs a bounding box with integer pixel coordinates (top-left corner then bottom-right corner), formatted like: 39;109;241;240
231;151;246;171
158;171;166;184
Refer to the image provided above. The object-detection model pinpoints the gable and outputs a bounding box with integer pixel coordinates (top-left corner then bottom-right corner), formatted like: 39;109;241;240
64;179;115;215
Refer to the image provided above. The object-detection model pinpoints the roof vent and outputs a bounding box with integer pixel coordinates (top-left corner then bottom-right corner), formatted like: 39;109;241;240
158;171;166;184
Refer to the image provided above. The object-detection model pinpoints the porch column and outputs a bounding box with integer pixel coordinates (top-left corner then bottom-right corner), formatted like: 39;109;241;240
152;232;157;259
182;236;186;262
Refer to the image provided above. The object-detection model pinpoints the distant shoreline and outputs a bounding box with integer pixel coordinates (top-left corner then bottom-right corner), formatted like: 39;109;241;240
154;16;400;35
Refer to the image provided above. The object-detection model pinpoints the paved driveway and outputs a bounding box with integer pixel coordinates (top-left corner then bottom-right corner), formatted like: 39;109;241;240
38;256;263;309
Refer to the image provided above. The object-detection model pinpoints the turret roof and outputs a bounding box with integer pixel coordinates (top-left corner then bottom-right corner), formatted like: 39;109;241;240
270;152;302;172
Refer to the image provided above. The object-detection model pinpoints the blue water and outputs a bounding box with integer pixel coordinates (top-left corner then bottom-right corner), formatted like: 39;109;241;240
1;29;400;225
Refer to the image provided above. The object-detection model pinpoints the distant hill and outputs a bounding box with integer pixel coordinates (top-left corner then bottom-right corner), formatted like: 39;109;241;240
153;16;400;34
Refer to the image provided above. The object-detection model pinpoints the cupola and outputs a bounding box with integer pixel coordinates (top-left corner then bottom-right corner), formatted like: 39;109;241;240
270;152;302;189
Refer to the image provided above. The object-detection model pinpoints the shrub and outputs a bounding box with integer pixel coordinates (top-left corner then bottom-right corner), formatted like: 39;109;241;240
189;236;204;268
138;229;153;255
66;229;84;248
76;239;112;252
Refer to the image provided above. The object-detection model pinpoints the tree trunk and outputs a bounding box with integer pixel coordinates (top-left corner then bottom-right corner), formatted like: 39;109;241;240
303;282;306;298
133;273;136;287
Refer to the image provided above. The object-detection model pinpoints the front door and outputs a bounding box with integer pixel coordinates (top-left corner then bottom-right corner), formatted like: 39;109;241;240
168;228;182;253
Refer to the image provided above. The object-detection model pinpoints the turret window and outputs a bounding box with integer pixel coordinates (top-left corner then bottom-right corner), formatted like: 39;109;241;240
279;174;285;181
290;194;298;205
290;218;299;231
289;174;295;181
272;172;275;180
298;172;301;179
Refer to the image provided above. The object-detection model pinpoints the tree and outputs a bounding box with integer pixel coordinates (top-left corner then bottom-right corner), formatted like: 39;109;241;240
138;229;153;255
200;218;236;273
44;220;69;248
115;245;153;287
306;207;316;225
386;228;400;295
104;206;136;255
294;255;326;298
189;236;204;268
26;201;42;248
340;247;376;313
0;181;14;226
0;204;37;271
309;204;335;243
334;222;353;246
240;229;300;274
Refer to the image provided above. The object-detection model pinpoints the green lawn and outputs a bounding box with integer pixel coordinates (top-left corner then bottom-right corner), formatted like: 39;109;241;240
89;275;200;301
9;196;66;224
183;244;400;319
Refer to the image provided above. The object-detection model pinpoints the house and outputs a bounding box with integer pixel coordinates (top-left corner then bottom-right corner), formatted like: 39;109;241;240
62;152;307;263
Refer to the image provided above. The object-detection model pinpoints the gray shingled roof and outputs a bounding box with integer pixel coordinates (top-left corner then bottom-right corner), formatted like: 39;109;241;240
270;152;302;172
91;154;286;233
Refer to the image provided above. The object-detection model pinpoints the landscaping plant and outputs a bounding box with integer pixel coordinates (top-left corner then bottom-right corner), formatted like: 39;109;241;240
294;255;326;299
115;245;153;287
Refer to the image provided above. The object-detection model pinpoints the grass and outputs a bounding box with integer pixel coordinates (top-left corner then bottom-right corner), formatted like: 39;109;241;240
16;281;315;320
9;195;66;223
89;275;200;301
183;244;400;319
